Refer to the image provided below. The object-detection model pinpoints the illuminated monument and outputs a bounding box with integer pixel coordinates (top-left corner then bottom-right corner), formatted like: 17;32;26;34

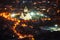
20;6;32;20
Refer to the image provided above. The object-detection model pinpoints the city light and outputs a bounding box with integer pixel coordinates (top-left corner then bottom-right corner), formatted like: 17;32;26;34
30;12;35;16
10;13;16;17
42;8;46;10
54;24;58;27
0;0;59;40
40;14;44;16
23;13;32;20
